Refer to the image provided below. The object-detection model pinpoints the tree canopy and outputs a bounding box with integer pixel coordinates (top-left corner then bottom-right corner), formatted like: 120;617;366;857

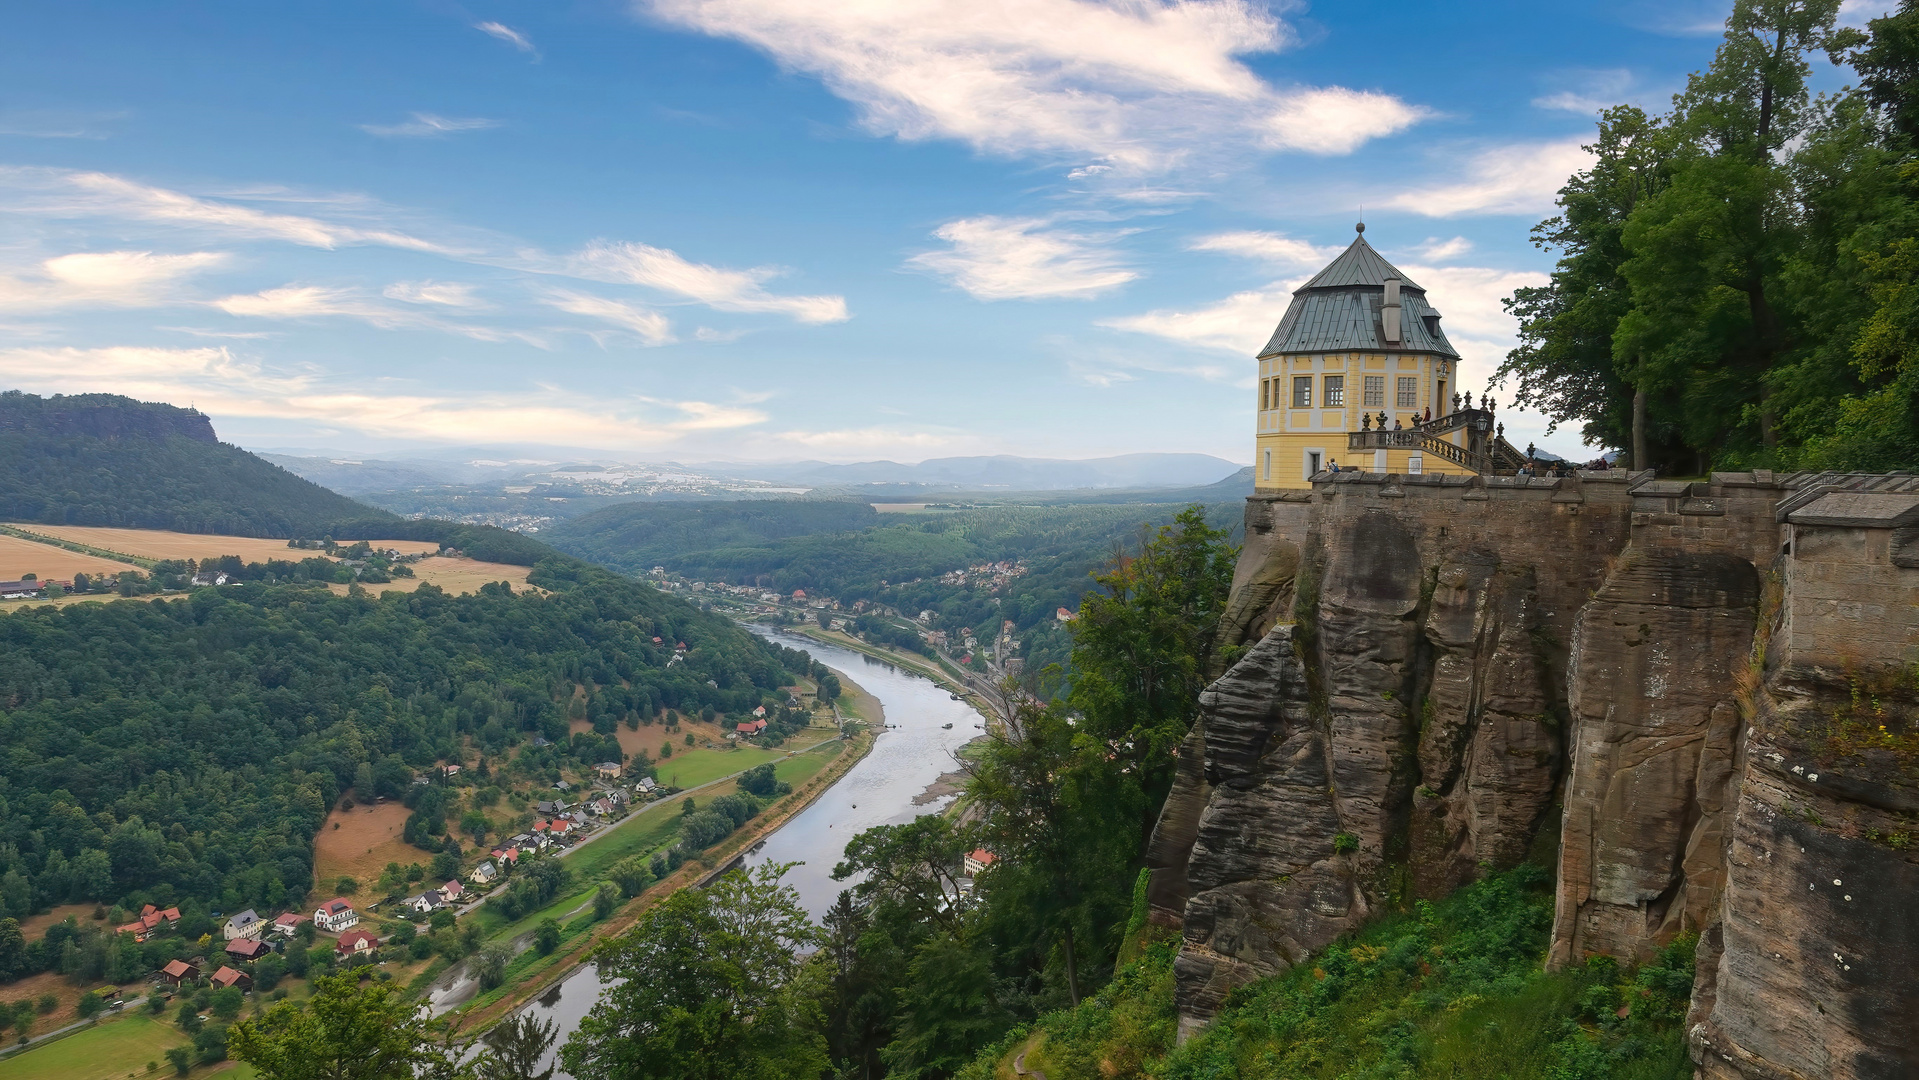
1497;0;1919;472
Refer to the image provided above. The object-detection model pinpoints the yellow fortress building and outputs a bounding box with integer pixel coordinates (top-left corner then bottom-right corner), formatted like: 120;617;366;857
1253;224;1524;490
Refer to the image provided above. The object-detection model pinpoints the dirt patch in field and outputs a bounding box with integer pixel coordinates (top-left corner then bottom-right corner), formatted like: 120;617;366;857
313;800;419;891
0;969;88;1029
15;903;100;940
0;535;141;582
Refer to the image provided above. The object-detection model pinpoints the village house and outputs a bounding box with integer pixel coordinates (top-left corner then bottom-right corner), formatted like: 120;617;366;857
223;909;264;941
0;580;45;598
470;860;499;886
315;897;359;933
407;889;447;914
594;761;623;779
335;929;379;958
210;966;251;991
963;849;998;876
224;937;272;963
272;912;304;937
736;718;767;736
189;570;229;587
635;776;658;794
159;959;198;986
440;879;464;904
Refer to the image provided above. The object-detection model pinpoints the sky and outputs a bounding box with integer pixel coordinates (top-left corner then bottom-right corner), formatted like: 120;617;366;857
0;0;1896;465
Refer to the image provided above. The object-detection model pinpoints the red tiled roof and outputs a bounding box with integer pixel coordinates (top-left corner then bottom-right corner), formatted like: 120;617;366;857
161;959;193;978
335;930;379;953
320;898;352;914
226;938;270;958
273;912;303;926
967;848;997;867
117;921;146;936
211;966;248;988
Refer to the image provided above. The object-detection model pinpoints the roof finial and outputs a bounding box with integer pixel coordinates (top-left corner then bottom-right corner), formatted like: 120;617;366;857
1355;221;1365;235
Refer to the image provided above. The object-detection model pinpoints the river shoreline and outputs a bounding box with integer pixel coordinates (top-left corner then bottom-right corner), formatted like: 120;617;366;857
451;712;879;1032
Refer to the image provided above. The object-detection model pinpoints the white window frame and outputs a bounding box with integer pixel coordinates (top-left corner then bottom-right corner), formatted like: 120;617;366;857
1408;452;1423;475
1262;448;1272;481
1363;375;1385;407
1291;376;1313;409
1323;375;1344;407
1303;447;1325;481
1396;376;1418;409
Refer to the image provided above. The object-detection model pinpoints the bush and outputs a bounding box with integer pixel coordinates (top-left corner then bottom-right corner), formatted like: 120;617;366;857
535;918;561;956
76;991;105;1019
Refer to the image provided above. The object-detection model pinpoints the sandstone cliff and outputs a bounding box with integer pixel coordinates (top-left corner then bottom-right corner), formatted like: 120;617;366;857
1151;470;1919;1079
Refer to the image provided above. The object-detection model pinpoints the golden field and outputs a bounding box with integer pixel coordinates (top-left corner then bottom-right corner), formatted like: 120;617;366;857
7;525;441;563
0;533;141;581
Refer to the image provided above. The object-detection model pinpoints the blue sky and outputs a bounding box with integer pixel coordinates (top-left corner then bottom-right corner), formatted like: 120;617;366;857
0;0;1892;465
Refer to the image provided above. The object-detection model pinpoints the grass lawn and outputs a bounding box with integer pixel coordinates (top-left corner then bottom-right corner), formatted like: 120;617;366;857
652;745;784;789
774;740;844;789
2;1011;189;1080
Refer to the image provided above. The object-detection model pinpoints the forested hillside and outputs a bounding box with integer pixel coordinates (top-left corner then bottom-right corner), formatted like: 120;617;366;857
547;499;1243;677
1499;0;1919;472
0;391;389;537
0;559;810;928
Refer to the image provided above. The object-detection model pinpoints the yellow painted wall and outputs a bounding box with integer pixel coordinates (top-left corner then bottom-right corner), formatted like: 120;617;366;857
1252;349;1464;491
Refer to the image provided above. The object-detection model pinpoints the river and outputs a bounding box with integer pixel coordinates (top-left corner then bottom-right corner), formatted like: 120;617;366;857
502;630;985;1075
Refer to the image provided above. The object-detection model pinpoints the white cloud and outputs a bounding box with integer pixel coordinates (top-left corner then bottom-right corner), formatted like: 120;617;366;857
1102;262;1547;369
1189;230;1339;269
1386;140;1592;217
1411;236;1473;262
1100;284;1294;357
0;167;454;253
213;284;545;345
543;290;676;346
0;108;125;139
1532;68;1635;114
0;250;226;309
0;344;764;447
360;113;500;138
909;216;1137;300
384;280;484;307
564;240;849;323
640;0;1426;172
476;21;538;54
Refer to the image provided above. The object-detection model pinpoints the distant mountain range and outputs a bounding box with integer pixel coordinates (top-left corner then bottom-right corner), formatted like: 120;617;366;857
257;450;1246;497
696;453;1245;490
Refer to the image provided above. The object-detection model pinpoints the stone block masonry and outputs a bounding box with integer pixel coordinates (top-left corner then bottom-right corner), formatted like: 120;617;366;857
1151;468;1919;1079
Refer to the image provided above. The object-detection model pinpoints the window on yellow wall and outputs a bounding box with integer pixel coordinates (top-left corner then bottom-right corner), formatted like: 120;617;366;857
1323;375;1344;407
1363;375;1384;407
1396;377;1417;408
1291;376;1312;408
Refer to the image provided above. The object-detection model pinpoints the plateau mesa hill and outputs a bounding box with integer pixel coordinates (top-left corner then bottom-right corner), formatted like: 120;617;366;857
0;390;391;538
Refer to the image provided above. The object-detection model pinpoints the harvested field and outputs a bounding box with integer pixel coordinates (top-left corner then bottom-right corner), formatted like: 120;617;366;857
326;556;534;598
313;800;417;891
5;525;440;563
0;534;140;581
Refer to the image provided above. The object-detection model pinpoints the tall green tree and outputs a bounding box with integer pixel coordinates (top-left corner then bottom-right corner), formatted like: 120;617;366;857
228;973;453;1080
560;863;826;1080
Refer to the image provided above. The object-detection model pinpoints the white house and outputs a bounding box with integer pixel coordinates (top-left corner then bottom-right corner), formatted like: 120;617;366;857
315;898;359;933
222;909;264;941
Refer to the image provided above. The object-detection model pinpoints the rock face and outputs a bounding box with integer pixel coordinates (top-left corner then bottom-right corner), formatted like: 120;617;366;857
1549;552;1760;966
1155;471;1919;1078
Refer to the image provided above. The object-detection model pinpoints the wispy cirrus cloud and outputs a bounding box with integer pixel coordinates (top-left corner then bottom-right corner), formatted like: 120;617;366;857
640;0;1427;173
0;344;764;446
1532;68;1636;114
0;250;226;309
542;290;676;346
212;284;546;346
563;240;849;324
1385;140;1592;217
0;167;457;253
359;113;500;138
1188;230;1339;270
909;216;1137;300
384;280;485;307
476;21;538;55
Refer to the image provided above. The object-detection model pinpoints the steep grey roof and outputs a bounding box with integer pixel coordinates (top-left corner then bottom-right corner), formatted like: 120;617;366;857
1257;231;1460;360
1297;233;1424;291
